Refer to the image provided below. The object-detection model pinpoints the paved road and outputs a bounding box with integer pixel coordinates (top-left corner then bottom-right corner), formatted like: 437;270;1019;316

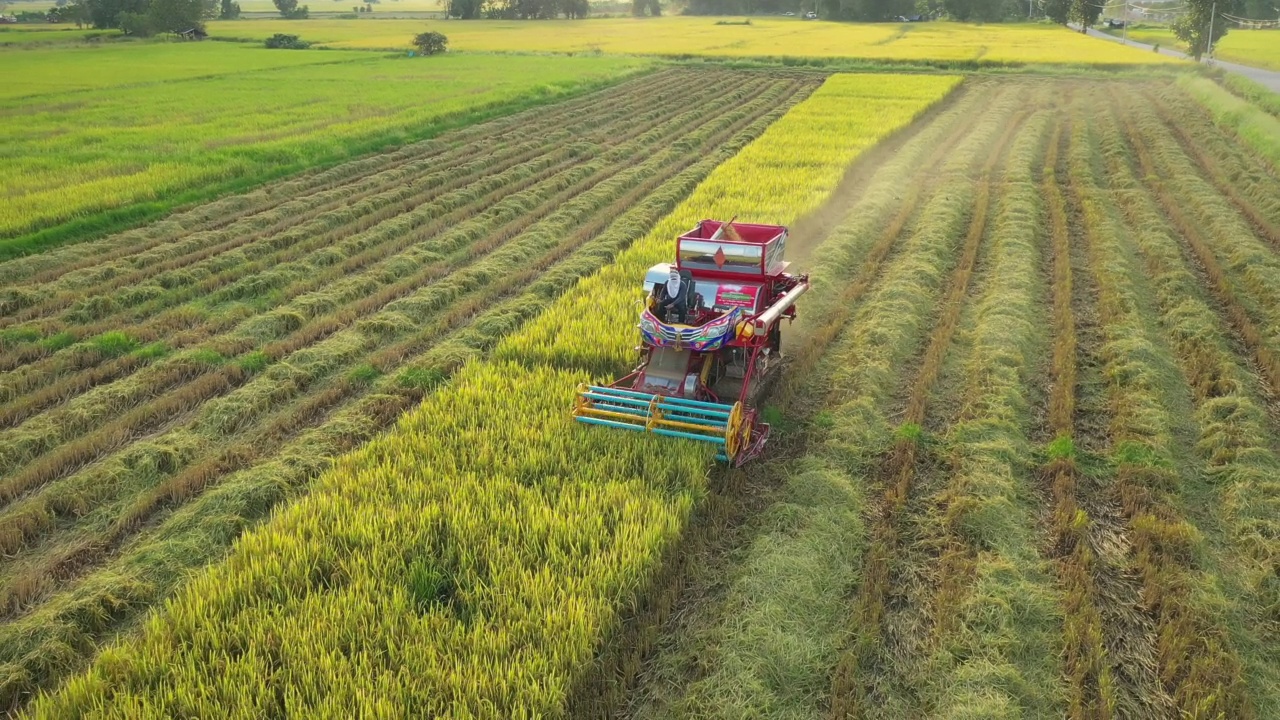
1082;25;1280;93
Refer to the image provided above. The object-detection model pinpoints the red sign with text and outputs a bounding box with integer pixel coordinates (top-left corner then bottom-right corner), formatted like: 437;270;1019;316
715;284;760;309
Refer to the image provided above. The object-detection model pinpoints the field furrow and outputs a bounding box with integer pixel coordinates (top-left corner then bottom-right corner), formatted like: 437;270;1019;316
1110;90;1280;400
0;76;810;612
1093;96;1280;717
1038;119;1116;720
827;95;1028;720
1067;107;1255;718
905;107;1065;719
1048;99;1173;720
0;74;792;510
1143;89;1280;249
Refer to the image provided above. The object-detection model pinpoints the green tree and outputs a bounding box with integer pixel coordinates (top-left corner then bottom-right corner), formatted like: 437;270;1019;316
116;9;151;33
62;0;90;25
1241;0;1277;19
1068;0;1100;31
448;0;482;16
272;0;308;17
219;0;239;17
265;31;309;46
1173;0;1226;59
413;29;447;53
559;0;586;16
82;0;145;28
1041;0;1069;23
149;0;212;33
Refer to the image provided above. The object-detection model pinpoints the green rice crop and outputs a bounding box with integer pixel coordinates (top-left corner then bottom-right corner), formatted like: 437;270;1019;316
1;46;649;246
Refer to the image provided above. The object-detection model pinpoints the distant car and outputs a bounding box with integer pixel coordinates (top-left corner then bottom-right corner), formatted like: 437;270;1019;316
783;11;795;15
0;15;17;23
804;11;817;18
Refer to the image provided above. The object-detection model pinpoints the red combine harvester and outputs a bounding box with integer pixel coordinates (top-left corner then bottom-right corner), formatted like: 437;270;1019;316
573;219;810;466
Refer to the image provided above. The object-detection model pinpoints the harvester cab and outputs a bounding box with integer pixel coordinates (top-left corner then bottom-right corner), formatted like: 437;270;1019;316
573;219;810;466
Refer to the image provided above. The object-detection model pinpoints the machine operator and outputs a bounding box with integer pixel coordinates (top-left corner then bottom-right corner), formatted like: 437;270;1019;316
657;267;690;324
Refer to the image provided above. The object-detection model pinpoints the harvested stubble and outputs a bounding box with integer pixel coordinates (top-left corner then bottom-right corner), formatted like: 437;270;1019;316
909;109;1065;720
827;87;1033;720
1144;88;1280;249
635;78;1276;720
1093;96;1280;718
1068;111;1256;719
1175;76;1280;170
1038;123;1118;720
0;69;825;713
1114;89;1280;401
26;73;961;718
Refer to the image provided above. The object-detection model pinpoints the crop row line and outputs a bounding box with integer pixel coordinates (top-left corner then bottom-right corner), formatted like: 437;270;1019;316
0;75;798;558
0;70;732;377
1045;106;1176;718
9;69;711;321
780;84;1000;404
36;79;812;601
826;93;1025;718
0;75;780;494
1146;93;1280;249
0;74;823;711
10;70;839;712
1096;95;1280;717
1039;120;1114;720
1067;112;1253;719
921;110;1065;718
0;68;692;290
0;73;748;396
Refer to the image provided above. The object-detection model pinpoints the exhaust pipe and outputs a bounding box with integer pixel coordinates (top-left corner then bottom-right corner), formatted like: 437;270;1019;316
756;281;809;328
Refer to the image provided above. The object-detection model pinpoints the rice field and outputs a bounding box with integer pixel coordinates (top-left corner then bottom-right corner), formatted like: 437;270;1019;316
0;46;648;249
0;66;842;711
2;19;1278;720
207;17;1175;65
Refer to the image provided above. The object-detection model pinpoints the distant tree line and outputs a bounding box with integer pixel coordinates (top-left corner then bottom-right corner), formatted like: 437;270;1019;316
680;0;1031;21
684;0;1276;23
447;0;588;19
67;0;216;35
